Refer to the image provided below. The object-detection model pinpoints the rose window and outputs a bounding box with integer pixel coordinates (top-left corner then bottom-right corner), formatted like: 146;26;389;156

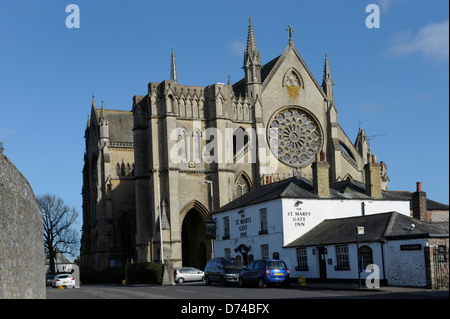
268;106;323;167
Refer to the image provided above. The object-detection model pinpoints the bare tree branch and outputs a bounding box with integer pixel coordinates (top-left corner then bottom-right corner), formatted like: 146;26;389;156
37;193;79;274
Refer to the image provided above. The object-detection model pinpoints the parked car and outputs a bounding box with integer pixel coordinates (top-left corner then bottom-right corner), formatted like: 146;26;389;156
174;267;205;283
46;275;55;286
239;259;290;288
204;257;243;286
52;274;75;288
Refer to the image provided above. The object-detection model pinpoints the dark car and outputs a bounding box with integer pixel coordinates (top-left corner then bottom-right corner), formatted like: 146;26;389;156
204;257;243;286
239;259;290;288
46;275;55;286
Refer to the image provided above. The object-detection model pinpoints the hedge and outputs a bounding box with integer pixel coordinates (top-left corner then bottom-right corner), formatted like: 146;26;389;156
126;262;163;284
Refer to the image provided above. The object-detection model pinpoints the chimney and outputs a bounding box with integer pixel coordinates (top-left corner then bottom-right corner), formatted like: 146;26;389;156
364;154;382;199
412;182;428;221
312;150;330;197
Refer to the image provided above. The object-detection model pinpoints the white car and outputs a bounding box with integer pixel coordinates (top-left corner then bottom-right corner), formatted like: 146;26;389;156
174;267;205;283
52;274;75;288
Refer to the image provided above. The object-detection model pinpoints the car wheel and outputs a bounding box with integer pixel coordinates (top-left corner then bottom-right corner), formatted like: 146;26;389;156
177;277;184;284
205;276;210;286
239;278;245;287
258;278;267;288
220;276;226;286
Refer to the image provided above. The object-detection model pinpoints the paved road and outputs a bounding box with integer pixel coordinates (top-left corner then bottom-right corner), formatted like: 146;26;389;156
46;282;448;300
46;283;448;318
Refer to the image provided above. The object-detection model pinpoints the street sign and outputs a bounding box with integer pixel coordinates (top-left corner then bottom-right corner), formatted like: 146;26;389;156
357;226;365;235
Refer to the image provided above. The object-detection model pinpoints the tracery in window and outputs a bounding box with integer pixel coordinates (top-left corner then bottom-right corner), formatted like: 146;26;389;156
268;106;323;168
285;71;301;88
284;69;302;100
235;173;251;198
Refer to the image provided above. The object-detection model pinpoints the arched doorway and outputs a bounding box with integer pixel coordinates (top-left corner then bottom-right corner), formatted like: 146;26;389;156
180;201;211;270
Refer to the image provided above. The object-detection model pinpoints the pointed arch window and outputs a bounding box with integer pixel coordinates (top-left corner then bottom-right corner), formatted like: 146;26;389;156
193;129;202;163
235;173;251;198
179;128;189;163
121;163;126;176
116;164;120;177
233;127;251;162
283;68;303;88
283;68;303;100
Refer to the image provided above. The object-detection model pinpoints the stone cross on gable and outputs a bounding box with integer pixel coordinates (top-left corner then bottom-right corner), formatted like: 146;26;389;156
286;25;294;42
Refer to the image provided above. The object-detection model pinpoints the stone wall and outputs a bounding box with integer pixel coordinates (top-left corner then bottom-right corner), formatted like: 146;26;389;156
0;153;45;299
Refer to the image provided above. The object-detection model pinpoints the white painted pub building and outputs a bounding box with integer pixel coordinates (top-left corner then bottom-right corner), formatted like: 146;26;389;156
212;158;449;287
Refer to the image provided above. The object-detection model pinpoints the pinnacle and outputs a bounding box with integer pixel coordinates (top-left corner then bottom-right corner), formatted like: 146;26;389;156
246;17;258;54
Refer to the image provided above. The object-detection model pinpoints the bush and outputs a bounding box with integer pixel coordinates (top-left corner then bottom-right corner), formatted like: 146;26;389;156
126;262;163;284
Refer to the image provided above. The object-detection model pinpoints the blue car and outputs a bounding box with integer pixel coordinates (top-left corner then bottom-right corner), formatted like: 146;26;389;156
239;259;290;288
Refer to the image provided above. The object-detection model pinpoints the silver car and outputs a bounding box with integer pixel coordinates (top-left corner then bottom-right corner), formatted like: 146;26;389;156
174;267;205;283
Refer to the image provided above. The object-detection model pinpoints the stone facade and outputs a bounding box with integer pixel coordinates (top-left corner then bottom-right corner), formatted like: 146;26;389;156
0;153;45;299
81;19;390;271
81;101;136;271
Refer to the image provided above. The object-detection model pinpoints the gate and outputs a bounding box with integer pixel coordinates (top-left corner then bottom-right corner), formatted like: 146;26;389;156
431;246;449;290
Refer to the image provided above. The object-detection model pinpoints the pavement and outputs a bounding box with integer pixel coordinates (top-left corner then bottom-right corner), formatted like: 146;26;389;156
293;280;449;298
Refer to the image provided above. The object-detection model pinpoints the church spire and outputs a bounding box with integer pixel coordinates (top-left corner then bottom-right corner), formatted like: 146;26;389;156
244;17;261;88
171;45;178;84
322;53;334;98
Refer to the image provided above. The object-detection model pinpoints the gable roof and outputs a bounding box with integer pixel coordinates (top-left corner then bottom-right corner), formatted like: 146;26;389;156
261;43;326;98
213;176;409;214
285;212;449;248
233;42;327;99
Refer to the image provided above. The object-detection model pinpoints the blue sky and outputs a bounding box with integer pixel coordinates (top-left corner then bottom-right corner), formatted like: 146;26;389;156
1;0;448;255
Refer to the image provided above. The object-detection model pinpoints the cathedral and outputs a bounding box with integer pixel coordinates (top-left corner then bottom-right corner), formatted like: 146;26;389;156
81;19;389;271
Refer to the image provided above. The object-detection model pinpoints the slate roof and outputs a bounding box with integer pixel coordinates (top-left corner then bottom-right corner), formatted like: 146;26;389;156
285;212;449;248
213;176;409;214
95;109;134;144
386;191;449;211
233;55;281;97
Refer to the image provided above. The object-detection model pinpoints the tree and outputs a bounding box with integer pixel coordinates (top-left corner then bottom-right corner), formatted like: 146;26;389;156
37;193;79;274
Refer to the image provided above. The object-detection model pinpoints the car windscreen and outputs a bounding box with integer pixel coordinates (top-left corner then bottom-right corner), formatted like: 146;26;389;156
222;259;243;269
267;261;287;270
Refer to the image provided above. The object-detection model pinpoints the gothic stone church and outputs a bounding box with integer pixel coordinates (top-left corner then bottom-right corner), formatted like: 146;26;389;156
81;20;389;271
